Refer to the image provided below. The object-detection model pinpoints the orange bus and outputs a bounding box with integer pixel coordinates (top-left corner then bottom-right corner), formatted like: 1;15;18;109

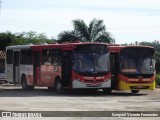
110;45;155;93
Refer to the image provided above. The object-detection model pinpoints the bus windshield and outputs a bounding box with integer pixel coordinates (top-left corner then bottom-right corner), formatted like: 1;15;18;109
120;55;155;74
73;52;110;72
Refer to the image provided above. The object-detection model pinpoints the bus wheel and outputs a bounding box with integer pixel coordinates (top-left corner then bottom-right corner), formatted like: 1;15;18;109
21;76;34;91
103;88;112;94
87;89;98;93
55;78;64;94
48;87;55;91
131;90;140;94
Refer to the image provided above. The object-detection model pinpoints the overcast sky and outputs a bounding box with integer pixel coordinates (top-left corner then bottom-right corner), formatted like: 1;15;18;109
0;0;160;44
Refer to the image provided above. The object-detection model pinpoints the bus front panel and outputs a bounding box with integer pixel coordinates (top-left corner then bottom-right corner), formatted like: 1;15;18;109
72;44;111;89
118;47;155;90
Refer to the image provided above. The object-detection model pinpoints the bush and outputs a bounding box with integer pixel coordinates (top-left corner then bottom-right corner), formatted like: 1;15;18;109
156;74;160;86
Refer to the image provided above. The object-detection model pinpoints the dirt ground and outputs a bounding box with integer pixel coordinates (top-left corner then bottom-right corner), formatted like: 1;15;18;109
0;85;160;120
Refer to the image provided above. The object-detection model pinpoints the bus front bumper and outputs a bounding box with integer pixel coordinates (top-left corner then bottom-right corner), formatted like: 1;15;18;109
118;80;155;90
72;79;111;89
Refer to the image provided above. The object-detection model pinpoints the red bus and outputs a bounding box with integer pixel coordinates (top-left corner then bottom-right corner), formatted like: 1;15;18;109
110;45;156;93
6;42;111;93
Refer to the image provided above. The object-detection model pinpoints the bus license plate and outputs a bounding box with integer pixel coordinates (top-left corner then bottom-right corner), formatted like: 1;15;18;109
86;83;101;87
137;85;143;88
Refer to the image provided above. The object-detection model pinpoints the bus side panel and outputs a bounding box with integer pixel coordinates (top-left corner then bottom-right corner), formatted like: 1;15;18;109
20;65;34;85
39;65;61;87
40;65;53;86
38;48;62;87
51;66;61;87
6;64;13;83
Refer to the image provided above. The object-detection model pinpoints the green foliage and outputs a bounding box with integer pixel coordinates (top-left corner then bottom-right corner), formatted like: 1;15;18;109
156;74;160;86
140;40;160;57
0;31;55;50
0;31;15;50
58;31;80;42
13;31;52;45
58;18;115;43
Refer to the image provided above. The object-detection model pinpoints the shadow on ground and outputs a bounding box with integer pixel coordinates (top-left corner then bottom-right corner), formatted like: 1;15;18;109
0;86;148;97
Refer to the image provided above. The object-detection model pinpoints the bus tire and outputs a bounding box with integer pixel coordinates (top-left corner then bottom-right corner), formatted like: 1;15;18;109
29;85;35;90
103;88;112;94
87;89;98;93
48;87;55;91
131;90;140;94
21;75;34;91
55;78;64;94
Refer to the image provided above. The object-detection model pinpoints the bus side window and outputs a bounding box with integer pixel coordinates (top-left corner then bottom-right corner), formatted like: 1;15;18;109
42;49;52;65
20;50;26;64
53;57;61;66
52;49;61;66
7;50;13;64
26;50;33;65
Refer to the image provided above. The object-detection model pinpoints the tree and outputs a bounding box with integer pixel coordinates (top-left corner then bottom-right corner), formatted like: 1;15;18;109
58;19;115;43
0;31;55;50
0;31;15;51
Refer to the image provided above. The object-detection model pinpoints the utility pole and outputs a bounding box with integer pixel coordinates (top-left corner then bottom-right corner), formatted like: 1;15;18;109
0;1;1;16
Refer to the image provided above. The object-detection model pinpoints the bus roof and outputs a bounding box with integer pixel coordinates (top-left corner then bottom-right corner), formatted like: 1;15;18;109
110;45;154;53
6;45;34;50
6;42;109;50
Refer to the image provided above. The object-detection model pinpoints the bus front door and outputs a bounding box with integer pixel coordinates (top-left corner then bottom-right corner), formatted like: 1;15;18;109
33;51;41;85
110;53;119;89
62;51;72;87
13;51;20;84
